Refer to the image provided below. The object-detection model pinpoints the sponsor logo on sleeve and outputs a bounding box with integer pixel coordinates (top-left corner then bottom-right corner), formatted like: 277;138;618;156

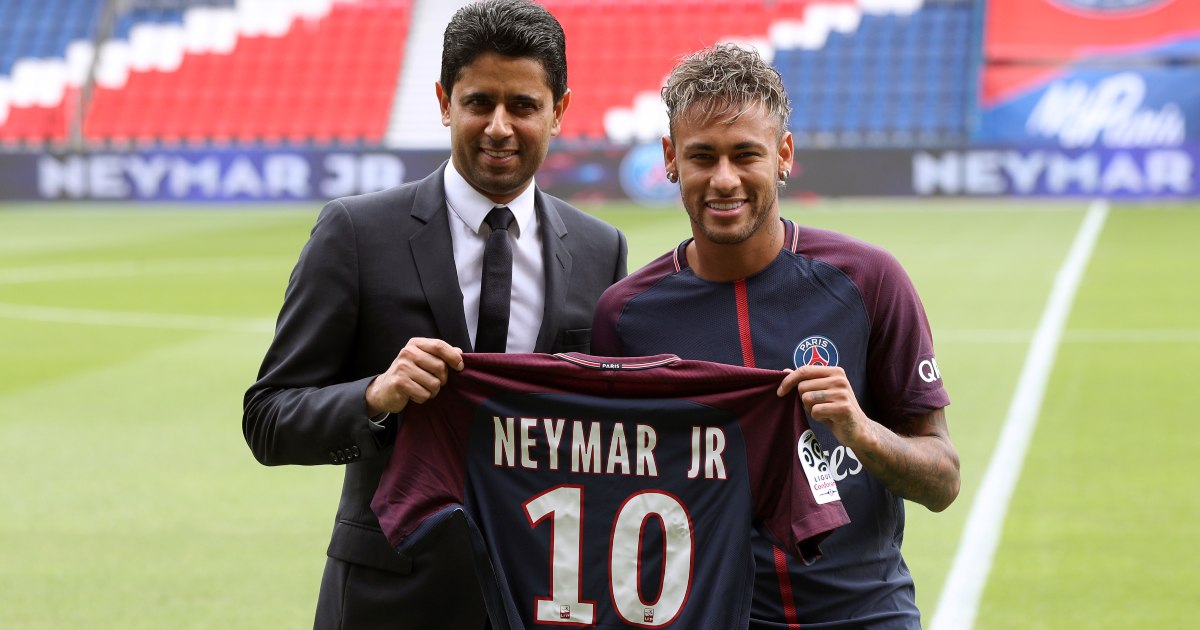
798;430;840;505
917;357;942;383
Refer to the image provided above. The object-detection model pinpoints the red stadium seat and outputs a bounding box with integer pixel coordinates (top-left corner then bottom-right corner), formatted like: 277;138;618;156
544;0;780;142
75;0;412;146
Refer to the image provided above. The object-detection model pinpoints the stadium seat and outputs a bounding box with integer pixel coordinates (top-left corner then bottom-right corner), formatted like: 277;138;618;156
0;0;102;145
545;0;781;144
536;0;973;147
1;0;974;150
74;0;412;146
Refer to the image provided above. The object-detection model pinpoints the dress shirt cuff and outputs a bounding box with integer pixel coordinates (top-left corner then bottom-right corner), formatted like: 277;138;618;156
367;411;391;432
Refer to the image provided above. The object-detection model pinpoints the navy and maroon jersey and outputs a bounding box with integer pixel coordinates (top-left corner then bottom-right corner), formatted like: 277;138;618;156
592;219;950;629
371;352;849;630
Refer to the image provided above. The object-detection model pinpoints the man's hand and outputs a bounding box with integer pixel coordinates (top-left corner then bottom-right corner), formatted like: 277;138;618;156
366;338;465;416
777;364;960;512
778;365;872;449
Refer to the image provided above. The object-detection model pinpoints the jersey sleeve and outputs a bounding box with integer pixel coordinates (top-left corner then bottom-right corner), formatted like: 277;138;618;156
590;289;624;356
736;380;850;564
371;388;473;552
857;248;950;423
591;249;678;356
802;228;950;426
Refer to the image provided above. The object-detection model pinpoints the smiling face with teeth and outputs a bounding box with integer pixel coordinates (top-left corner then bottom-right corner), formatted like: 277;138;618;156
663;101;794;280
437;51;570;204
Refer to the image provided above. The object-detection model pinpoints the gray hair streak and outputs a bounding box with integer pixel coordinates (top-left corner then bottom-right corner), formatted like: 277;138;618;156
661;43;792;138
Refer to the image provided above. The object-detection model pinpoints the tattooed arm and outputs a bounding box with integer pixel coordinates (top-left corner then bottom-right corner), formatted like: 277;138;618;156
779;365;961;512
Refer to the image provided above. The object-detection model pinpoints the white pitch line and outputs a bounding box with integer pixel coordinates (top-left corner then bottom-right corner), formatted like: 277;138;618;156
935;328;1200;345
1063;328;1200;343
928;200;1109;630
0;302;274;333
0;258;288;285
936;329;1032;344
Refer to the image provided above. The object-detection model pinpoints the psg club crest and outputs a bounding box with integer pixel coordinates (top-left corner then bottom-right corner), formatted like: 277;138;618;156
792;335;839;369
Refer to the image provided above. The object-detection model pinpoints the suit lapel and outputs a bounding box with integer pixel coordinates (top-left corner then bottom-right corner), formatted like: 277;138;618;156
409;165;472;349
534;190;572;352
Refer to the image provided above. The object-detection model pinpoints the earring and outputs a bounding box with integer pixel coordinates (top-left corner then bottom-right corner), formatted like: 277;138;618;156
666;171;678;183
780;169;790;180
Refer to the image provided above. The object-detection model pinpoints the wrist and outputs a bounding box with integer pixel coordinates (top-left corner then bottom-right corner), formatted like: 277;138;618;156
365;376;390;417
838;414;882;456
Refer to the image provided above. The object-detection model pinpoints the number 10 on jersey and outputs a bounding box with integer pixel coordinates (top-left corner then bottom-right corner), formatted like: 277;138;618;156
523;485;694;627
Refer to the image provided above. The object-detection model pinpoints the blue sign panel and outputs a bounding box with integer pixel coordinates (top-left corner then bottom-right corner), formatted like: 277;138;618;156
977;67;1200;149
23;150;444;202
2;145;1198;201
912;147;1198;197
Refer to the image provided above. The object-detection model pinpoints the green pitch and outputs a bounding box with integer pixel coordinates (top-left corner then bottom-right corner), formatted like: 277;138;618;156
1;199;1196;628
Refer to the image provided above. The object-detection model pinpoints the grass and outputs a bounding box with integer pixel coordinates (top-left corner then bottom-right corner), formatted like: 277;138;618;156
979;206;1200;629
0;205;335;628
0;199;1196;628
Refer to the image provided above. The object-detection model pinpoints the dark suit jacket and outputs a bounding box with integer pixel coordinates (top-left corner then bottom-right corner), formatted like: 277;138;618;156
243;164;627;628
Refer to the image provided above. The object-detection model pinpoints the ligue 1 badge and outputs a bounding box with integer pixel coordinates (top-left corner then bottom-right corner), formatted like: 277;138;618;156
793;335;839;369
798;429;840;505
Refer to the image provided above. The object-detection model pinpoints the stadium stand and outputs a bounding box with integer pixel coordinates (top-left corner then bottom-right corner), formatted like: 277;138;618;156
0;0;972;149
547;0;785;144
552;0;973;147
384;0;470;148
0;0;103;144
777;0;973;147
82;0;411;146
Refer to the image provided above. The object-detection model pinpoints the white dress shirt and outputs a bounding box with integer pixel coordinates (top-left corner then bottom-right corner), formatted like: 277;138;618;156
444;163;545;353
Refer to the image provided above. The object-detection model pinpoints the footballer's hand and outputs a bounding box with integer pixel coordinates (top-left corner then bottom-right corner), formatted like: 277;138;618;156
779;365;872;448
366;338;464;416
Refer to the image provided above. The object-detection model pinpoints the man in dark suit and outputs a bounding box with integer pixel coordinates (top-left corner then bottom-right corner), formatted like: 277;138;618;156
242;2;627;627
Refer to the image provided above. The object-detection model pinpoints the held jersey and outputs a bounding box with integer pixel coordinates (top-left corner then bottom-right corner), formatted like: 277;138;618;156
591;219;951;629
371;352;850;630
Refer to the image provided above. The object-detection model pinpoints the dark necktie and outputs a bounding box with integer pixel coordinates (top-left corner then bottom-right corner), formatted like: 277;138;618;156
476;205;515;353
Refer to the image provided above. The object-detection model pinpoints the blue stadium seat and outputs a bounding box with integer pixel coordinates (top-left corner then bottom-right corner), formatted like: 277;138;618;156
3;0;976;148
770;0;973;147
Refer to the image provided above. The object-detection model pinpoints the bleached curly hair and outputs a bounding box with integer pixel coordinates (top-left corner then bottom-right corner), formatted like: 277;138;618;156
661;43;792;139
